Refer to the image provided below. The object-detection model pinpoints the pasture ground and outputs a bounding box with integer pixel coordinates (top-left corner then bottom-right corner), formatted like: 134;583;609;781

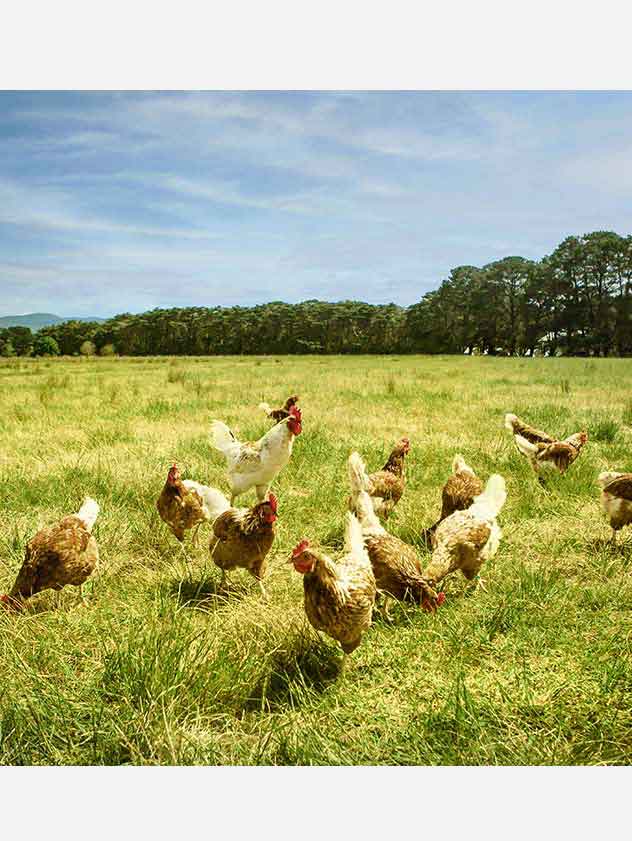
1;354;631;765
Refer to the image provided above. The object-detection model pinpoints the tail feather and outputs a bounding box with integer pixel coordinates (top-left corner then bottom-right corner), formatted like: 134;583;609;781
452;453;474;476
77;497;100;531
258;402;273;417
182;481;230;521
469;474;506;520
354;490;385;537
514;434;537;458
348;451;371;497
210;420;237;456
504;413;519;432
343;512;370;566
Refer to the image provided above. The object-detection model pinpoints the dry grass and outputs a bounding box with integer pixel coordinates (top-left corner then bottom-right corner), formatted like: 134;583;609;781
1;354;632;765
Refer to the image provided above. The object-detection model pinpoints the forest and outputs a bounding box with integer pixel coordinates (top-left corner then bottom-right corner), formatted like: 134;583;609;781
2;230;631;358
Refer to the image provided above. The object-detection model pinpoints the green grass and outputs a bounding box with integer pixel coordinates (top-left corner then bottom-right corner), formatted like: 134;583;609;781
1;354;632;765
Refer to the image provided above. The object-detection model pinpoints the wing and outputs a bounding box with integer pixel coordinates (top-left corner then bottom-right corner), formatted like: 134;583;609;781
212;509;245;541
231;442;264;474
368;470;403;501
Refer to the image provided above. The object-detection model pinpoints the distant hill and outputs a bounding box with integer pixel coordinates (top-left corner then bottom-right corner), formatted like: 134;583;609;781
0;313;106;330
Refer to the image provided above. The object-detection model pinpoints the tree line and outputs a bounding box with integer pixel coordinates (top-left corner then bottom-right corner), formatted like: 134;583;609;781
3;229;631;358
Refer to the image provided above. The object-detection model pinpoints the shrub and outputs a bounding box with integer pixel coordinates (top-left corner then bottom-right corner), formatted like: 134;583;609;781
32;336;60;357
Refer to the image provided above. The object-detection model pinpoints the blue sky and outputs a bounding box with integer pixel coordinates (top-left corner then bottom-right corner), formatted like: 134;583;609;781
1;90;631;317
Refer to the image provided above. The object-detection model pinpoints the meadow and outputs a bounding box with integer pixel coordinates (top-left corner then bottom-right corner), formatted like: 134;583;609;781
1;353;632;766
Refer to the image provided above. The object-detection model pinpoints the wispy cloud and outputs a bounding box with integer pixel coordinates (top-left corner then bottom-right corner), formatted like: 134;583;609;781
2;91;632;316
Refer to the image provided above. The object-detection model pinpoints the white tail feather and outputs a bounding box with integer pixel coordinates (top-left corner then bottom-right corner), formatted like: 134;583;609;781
452;453;474;476
210;420;237;456
259;402;273;416
77;497;99;531
182;481;230;521
504;413;519;431
514;434;537;457
343;512;370;564
347;451;371;497
354;490;385;537
469;474;506;520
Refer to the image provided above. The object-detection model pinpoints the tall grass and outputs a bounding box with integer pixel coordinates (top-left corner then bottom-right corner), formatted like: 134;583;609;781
1;354;632;765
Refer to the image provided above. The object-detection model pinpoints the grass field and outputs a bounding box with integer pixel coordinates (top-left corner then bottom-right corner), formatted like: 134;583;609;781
1;353;632;766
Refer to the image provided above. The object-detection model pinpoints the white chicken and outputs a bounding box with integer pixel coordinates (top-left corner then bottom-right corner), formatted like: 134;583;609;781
210;405;302;504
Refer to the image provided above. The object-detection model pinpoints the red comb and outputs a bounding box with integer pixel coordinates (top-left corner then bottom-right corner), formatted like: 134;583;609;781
289;406;302;420
292;539;310;557
268;493;278;513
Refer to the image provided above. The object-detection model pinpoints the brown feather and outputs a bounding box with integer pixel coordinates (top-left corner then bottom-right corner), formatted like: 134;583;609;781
210;502;275;582
297;548;376;654
157;475;207;542
10;515;99;601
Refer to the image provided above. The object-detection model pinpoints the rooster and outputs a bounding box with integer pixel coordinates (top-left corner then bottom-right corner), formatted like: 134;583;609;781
1;498;100;609
348;452;443;616
597;471;632;544
157;463;227;545
211;405;302;505
259;394;299;424
209;492;278;596
290;512;376;658
424;455;484;547
424;474;506;591
505;413;588;477
348;437;410;520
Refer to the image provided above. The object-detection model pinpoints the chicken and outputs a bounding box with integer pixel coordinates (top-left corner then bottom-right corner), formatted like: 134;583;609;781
597;471;632;544
1;498;100;609
210;492;278;596
424;474;506;591
259;394;299;424
505;412;588;477
290;512;376;657
211;405;302;505
513;431;588;477
348;437;410;520
348;452;443;615
424;454;484;546
157;463;227;544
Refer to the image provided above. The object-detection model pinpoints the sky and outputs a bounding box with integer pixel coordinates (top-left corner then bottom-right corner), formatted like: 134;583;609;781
1;90;632;318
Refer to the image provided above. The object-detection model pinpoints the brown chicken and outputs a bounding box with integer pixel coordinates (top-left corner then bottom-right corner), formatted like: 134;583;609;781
1;498;100;610
514;431;588;477
210;492;278;596
290;512;376;656
347;452;443;615
505;413;588;477
424;454;484;546
598;471;632;543
349;437;410;519
156;463;226;544
259;395;300;424
424;474;506;591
